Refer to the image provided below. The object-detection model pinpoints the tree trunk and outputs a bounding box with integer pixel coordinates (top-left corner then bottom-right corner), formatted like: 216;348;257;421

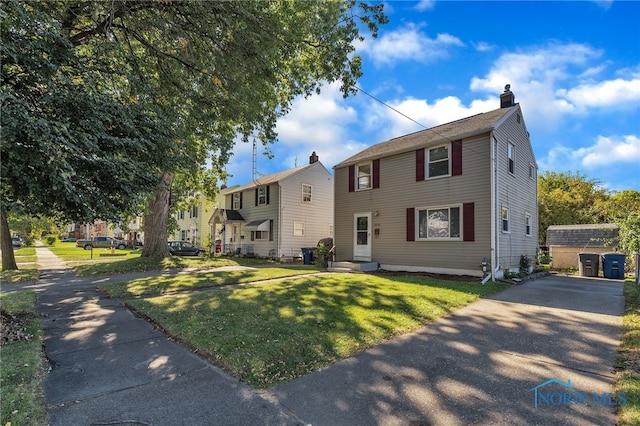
141;172;173;259
1;208;18;270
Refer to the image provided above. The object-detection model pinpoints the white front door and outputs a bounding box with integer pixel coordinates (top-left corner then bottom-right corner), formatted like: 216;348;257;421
353;213;372;261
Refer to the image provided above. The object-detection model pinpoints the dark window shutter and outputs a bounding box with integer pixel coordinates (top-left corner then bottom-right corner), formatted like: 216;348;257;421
348;165;355;192
373;159;380;189
406;208;415;241
255;189;258;206
416;149;425;181
239;192;243;209
269;220;273;241
463;202;475;242
452;140;462;176
266;185;270;204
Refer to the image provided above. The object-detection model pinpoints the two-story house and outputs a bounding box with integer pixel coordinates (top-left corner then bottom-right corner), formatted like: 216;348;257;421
173;193;218;247
209;152;334;259
332;86;538;280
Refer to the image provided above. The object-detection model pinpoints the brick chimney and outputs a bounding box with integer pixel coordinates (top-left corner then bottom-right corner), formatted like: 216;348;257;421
500;84;516;108
309;151;319;164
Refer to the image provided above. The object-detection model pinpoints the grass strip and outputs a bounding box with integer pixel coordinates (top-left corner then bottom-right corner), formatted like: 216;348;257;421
616;279;640;425
126;273;506;388
0;291;47;426
99;266;320;297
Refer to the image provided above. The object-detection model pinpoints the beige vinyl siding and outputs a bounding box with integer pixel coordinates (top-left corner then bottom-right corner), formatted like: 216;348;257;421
335;134;492;275
493;110;538;271
278;163;334;257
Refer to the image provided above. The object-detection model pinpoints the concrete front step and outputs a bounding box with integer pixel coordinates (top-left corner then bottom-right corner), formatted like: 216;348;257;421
328;261;379;273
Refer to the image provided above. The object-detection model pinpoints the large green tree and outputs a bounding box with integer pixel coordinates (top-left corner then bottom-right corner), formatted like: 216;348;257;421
1;1;388;266
537;171;609;245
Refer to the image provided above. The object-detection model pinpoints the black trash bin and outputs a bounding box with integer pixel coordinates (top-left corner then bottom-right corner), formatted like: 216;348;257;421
602;252;626;279
301;247;315;265
578;253;600;277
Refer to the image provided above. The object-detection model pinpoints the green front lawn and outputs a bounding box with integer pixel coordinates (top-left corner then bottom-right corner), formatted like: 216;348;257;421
99;266;320;297
616;279;640;425
0;291;47;426
123;273;506;388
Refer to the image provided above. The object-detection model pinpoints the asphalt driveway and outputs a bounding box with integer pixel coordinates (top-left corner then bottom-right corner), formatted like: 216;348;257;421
271;275;625;426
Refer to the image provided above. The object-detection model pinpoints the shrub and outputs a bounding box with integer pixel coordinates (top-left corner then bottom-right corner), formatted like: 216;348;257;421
44;234;57;246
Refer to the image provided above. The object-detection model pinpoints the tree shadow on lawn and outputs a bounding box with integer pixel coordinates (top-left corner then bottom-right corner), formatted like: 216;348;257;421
126;274;506;388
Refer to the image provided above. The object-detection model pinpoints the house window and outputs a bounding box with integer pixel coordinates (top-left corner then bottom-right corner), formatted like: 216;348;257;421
233;193;241;209
178;211;185;220
427;144;450;178
190;206;198;218
252;231;269;241
356;163;371;190
502;207;510;233
525;213;532;236
257;187;267;205
302;184;312;203
529;164;535;180
180;230;189;240
416;205;461;240
508;142;515;174
294;221;305;237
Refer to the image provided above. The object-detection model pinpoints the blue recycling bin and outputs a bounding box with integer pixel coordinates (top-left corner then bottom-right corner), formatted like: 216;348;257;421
301;247;315;265
601;252;626;279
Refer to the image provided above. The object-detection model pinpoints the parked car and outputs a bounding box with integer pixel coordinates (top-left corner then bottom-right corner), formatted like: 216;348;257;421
61;237;77;242
168;241;206;257
11;237;24;248
76;236;127;250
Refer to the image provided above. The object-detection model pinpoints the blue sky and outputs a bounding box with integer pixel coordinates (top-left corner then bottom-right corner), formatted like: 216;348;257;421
224;0;640;193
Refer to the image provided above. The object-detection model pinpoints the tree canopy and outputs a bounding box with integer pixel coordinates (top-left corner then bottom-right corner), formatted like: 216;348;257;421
1;0;388;265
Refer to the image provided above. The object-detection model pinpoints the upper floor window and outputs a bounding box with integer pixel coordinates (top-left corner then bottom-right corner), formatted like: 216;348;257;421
416;205;461;240
502;206;510;233
302;184;312;203
232;193;241;210
529;164;535;180
428;144;450;178
357;163;371;190
190;206;198;218
508;142;515;174
257;186;267;205
178;211;185;220
525;213;532;236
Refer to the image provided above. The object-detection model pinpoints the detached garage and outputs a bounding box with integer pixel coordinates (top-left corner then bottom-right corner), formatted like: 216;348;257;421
546;224;619;269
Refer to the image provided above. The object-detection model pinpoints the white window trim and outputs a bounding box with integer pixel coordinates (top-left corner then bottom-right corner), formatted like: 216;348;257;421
415;204;463;241
508;141;515;175
426;143;451;179
525;212;532;237
502;206;510;233
293;221;305;237
253;231;269;240
302;184;312;203
356;161;372;191
232;193;241;210
529;163;535;180
257;186;267;205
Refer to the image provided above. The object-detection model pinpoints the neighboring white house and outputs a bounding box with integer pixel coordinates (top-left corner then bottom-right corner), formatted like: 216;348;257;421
209;152;333;259
332;86;538;280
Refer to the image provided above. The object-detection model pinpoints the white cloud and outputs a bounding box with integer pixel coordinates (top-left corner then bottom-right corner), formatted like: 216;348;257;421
472;41;496;52
358;23;464;66
414;0;435;12
557;78;640;109
468;42;640;130
537;134;640;190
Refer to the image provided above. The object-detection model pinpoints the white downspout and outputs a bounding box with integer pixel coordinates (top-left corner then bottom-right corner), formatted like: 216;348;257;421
490;132;498;281
278;183;283;258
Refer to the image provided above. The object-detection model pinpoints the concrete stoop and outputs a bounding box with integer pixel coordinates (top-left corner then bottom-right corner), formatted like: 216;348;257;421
328;261;379;273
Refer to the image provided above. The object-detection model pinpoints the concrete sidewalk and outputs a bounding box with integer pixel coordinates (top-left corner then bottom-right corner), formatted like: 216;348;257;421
27;246;626;425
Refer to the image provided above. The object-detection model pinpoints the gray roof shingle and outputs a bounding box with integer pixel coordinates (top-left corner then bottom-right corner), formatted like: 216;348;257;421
546;223;619;247
334;105;517;168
